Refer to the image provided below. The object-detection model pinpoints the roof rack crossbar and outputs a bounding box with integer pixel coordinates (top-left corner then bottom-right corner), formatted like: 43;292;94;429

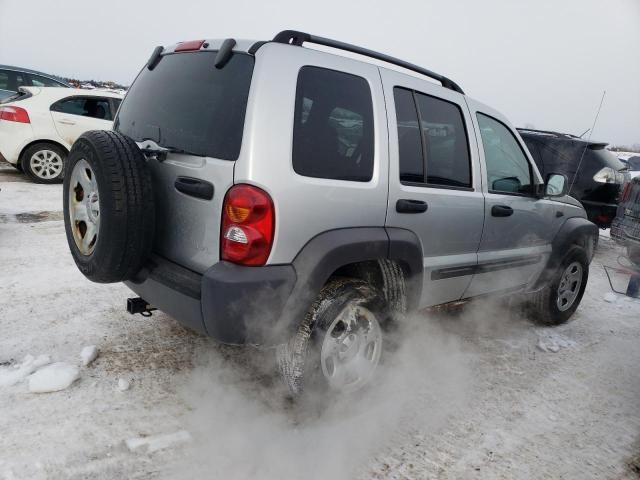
272;30;464;95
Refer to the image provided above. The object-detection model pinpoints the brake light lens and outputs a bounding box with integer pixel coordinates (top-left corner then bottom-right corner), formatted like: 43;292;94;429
175;40;205;52
0;106;30;123
593;166;625;184
221;184;275;266
621;182;632;202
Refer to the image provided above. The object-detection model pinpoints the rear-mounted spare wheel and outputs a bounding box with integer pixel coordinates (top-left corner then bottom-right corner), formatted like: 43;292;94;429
63;130;154;283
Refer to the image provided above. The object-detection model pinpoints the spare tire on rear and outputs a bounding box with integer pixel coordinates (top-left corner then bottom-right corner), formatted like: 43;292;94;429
63;130;154;283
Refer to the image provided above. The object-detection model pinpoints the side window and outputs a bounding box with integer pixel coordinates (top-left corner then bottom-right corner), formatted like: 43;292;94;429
393;87;472;188
111;98;122;117
477;113;533;195
415;93;471;187
393;88;424;183
15;73;27;89
292;66;374;182
0;70;9;90
30;75;65;88
51;97;113;120
85;98;113;120
51;97;86;115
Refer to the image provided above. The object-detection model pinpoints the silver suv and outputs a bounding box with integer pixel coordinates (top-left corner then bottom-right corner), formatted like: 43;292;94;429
63;30;597;396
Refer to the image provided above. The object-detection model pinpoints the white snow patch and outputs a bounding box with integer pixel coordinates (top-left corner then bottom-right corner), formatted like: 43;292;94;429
0;354;51;387
117;378;131;391
536;331;577;353
603;292;618;303
80;345;98;366
28;362;80;393
125;430;192;453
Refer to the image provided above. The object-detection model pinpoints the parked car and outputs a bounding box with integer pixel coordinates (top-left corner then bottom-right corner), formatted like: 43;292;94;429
0;87;122;183
611;177;640;265
0;65;70;100
518;128;629;228
625;156;640;180
62;31;597;397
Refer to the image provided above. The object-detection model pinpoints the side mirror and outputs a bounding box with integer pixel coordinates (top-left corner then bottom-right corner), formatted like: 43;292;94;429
544;173;569;197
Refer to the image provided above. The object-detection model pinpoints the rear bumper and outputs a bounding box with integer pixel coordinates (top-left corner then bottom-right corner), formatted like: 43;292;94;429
0;121;33;164
125;256;296;345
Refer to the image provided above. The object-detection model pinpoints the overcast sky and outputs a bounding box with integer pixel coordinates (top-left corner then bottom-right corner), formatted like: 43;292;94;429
1;0;638;146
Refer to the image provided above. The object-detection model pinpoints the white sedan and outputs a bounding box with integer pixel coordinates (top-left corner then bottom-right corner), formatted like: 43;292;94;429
0;87;122;183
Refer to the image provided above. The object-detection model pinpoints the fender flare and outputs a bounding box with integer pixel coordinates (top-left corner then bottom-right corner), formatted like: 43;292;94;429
532;216;598;290
272;227;423;341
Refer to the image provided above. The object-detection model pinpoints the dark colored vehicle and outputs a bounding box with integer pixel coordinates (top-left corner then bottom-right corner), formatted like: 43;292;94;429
0;65;70;100
611;177;640;265
519;128;628;228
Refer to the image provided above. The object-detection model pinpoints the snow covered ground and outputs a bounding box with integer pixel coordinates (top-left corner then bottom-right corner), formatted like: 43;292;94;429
1;160;639;479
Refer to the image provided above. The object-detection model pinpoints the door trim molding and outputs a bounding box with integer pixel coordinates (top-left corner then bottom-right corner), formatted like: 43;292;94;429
431;254;542;280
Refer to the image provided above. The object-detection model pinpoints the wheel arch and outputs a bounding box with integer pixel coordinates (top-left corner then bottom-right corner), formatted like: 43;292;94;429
19;138;69;163
531;216;598;291
275;227;423;340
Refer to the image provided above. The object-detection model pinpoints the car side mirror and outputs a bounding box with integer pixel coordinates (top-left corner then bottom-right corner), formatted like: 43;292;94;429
544;173;568;197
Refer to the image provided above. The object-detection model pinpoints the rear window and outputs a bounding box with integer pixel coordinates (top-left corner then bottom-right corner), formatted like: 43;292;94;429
292;66;374;182
114;51;254;160
589;148;626;170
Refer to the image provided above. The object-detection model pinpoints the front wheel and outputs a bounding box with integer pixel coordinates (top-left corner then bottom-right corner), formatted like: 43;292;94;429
20;143;66;183
527;246;589;325
277;278;387;397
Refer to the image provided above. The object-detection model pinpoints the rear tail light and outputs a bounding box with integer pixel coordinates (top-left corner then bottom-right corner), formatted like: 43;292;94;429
0;106;30;123
221;184;275;266
593;166;625;184
621;182;632;202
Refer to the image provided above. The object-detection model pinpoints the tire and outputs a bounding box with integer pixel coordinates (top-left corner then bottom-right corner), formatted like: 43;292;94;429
277;278;388;397
20;142;66;183
527;246;589;325
63;130;154;283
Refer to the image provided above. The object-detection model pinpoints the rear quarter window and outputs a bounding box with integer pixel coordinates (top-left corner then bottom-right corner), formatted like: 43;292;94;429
292;66;374;182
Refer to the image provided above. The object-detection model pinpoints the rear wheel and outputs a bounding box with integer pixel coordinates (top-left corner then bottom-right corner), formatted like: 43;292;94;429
63;130;154;283
20;143;66;183
527;246;589;325
277;278;387;397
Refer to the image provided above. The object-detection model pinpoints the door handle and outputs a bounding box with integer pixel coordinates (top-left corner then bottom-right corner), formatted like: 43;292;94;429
174;176;214;200
59;119;75;125
396;199;428;213
491;205;514;217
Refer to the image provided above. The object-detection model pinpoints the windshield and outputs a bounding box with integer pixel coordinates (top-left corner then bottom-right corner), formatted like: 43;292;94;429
114;51;254;160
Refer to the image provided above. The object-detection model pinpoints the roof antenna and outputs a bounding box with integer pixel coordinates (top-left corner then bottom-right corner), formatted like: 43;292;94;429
569;90;606;193
577;128;590;138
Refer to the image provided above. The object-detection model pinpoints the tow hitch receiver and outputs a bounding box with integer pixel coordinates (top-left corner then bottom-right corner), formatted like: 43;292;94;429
127;297;157;317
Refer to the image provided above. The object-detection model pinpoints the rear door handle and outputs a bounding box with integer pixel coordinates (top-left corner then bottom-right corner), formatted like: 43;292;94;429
491;205;514;217
174;176;214;200
396;199;428;214
59;119;75;125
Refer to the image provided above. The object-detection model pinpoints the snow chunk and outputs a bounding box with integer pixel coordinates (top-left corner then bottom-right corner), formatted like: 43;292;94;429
537;331;576;353
125;430;192;453
80;345;98;366
603;292;617;303
28;362;79;393
0;354;51;387
117;378;131;391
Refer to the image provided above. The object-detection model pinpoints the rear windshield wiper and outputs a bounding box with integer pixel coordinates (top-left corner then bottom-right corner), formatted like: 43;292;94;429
137;140;201;161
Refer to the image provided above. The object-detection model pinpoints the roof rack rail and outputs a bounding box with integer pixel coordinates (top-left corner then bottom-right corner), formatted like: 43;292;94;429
272;30;465;95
